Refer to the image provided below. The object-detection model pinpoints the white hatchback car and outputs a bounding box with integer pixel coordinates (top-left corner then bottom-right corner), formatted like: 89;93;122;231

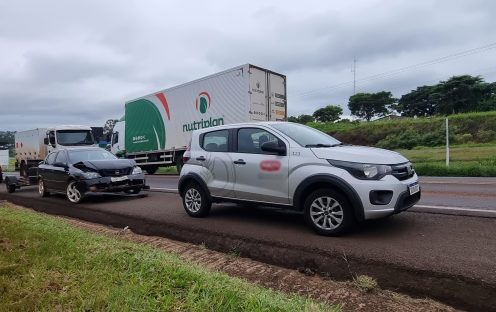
178;122;420;235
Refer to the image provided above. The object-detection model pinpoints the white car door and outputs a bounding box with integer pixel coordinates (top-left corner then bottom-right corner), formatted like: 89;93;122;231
200;129;235;198
231;127;290;204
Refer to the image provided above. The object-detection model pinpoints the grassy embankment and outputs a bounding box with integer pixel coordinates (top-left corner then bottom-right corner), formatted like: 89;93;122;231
0;205;339;312
309;111;496;177
396;144;496;177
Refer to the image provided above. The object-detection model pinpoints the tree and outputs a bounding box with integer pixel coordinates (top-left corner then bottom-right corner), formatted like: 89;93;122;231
348;91;396;121
312;105;343;122
435;75;492;115
103;119;118;138
288;114;314;124
396;85;439;117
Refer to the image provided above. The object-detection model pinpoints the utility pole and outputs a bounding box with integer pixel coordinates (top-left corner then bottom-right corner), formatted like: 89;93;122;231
446;117;450;167
352;57;357;95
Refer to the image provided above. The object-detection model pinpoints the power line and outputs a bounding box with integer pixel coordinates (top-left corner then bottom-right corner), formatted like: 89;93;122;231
293;41;496;99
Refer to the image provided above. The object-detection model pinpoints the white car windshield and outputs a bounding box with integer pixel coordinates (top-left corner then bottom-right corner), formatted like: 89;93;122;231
271;123;341;147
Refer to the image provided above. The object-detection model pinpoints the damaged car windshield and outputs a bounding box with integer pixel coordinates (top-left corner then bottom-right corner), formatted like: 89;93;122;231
68;149;117;164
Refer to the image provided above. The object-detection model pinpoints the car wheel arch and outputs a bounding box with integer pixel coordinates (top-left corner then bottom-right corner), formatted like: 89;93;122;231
293;174;365;222
178;173;211;200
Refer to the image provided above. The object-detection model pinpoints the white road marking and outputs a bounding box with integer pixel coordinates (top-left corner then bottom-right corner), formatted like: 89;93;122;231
149;187;178;193
421;180;496;185
414;204;496;214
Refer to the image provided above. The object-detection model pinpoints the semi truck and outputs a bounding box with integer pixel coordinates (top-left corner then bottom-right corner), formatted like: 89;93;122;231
15;125;97;177
110;64;287;174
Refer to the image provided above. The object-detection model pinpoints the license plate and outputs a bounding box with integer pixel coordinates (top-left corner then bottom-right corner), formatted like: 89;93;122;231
408;182;420;195
111;176;128;182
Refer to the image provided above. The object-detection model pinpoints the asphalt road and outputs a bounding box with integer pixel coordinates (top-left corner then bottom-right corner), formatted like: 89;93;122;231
2;175;496;311
145;174;496;217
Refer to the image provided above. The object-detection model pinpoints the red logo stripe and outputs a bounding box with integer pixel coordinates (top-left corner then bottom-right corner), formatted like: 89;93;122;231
155;93;171;120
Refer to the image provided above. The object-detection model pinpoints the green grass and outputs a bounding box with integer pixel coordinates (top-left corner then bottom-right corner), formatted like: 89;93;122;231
307;111;496;148
157;166;179;175
396;144;496;162
396;145;496;176
0;206;339;312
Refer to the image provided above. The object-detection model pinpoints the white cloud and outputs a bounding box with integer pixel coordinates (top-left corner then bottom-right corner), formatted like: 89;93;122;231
0;0;495;130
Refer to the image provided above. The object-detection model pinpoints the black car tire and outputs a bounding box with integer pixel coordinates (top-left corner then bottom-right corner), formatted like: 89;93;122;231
304;188;353;236
66;181;84;204
182;182;211;217
38;178;49;197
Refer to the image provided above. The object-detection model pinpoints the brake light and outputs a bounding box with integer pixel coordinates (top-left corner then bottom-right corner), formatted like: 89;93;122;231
182;142;191;162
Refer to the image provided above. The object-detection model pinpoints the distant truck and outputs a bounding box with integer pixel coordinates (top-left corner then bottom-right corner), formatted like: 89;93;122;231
15;125;97;177
110;64;287;174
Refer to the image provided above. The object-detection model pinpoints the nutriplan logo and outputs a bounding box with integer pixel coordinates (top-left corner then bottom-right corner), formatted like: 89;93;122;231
196;91;211;114
183;91;224;132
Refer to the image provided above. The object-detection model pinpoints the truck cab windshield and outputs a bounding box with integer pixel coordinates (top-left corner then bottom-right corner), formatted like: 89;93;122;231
56;130;94;146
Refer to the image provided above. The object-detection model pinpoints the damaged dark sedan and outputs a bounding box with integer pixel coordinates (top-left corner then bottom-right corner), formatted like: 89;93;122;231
38;147;146;203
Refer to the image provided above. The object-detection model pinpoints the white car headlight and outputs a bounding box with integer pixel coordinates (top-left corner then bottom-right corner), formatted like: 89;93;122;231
132;166;143;175
82;172;101;179
328;160;392;180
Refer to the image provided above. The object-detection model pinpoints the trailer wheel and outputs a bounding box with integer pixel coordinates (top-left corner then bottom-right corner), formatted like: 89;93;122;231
6;183;16;193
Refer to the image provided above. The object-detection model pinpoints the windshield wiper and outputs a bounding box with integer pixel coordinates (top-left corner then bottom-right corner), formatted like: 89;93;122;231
305;143;332;148
305;143;343;148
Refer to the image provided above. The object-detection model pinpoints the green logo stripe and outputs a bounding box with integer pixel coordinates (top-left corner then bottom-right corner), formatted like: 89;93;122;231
125;99;166;152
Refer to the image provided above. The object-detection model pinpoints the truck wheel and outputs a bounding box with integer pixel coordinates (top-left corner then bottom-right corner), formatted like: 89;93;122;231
38;178;50;197
304;188;353;236
176;154;184;173
66;181;84;203
20;162;27;178
145;166;158;175
182;182;211;217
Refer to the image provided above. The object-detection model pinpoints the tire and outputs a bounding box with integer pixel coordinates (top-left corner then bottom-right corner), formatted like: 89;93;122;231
175;153;184;173
124;188;141;195
304;188;353;236
20;162;27;178
66;181;84;203
6;183;16;193
38;178;49;197
182;182;211;217
145;166;158;175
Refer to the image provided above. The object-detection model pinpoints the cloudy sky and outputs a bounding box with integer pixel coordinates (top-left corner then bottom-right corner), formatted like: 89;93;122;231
1;0;495;131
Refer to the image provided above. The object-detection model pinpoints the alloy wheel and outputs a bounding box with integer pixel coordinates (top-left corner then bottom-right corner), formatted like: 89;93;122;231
309;196;344;230
184;188;202;213
67;181;82;203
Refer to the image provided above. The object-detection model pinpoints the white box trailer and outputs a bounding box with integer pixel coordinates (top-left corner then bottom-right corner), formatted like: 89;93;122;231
111;64;287;173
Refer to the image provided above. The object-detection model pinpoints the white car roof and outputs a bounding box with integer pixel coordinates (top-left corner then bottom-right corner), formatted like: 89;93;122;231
193;121;289;134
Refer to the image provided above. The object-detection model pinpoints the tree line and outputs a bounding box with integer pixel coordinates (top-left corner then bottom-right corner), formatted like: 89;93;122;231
289;75;496;123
